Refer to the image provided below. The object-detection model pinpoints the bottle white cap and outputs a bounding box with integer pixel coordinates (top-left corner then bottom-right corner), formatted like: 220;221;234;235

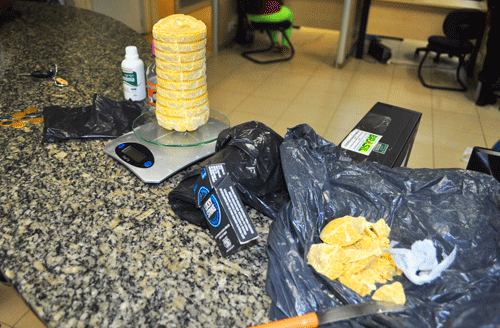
125;46;139;59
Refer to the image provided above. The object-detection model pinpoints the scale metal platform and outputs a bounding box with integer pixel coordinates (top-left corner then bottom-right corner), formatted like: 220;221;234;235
104;110;230;183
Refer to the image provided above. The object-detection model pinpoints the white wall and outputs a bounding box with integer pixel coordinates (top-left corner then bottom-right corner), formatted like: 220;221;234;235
72;0;160;34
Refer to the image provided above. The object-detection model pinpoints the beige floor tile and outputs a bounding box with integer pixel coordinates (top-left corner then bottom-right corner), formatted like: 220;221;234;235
433;128;486;152
0;284;30;326
432;110;481;134
330;109;368;132
228;64;276;85
277;102;335;134
407;142;434;169
225;110;277;130
273;56;322;76
335;96;381;116
415;105;433;125
251;80;306;102
388;67;433;109
355;59;395;77
293;88;343;111
270;119;326;138
476;103;500;122
344;74;392;102
208;87;248;114
484;135;500;149
415;118;433;145
301;71;353;95
232;95;292;119
392;65;421;81
433;146;469;169
14;311;46;328
211;75;260;97
479;116;500;139
388;81;433;110
264;70;313;88
323;125;352;146
432;92;477;115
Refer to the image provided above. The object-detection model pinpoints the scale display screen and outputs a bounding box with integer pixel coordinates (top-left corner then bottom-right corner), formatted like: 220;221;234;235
122;145;146;163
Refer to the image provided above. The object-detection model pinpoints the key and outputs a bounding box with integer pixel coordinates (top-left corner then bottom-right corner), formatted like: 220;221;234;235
18;68;55;78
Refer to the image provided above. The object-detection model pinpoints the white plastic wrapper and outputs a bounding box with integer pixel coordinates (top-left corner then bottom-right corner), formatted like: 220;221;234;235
387;239;457;285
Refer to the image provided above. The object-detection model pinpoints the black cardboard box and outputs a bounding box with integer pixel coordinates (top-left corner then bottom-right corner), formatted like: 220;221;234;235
340;102;421;168
466;147;500;182
194;163;258;257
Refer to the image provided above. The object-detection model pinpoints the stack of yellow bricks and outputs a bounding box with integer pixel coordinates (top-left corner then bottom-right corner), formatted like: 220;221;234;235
152;14;209;132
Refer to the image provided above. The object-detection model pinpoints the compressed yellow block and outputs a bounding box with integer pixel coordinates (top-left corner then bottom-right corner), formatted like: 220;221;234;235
156;109;210;132
157;76;206;91
154;39;206;53
156;58;205;72
156;84;207;100
156;102;209;118
155;48;206;63
157;93;208;110
152;14;207;43
156;66;206;82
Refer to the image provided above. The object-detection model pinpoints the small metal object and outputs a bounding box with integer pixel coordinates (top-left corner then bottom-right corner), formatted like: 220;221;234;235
30;117;44;125
24;107;38;114
0;119;15;127
54;77;69;87
11;112;26;119
18;66;56;78
11;120;27;129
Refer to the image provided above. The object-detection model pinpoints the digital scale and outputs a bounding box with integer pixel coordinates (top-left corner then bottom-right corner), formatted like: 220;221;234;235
104;110;230;183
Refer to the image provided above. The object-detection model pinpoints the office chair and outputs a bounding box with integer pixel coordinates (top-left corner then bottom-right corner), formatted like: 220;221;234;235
241;20;295;64
415;9;486;91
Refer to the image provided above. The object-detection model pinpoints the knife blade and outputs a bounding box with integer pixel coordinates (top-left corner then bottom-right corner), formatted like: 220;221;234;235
247;301;407;328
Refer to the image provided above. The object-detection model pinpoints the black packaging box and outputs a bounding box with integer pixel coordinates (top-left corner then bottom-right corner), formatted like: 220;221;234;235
194;163;258;257
340;102;422;168
368;40;392;64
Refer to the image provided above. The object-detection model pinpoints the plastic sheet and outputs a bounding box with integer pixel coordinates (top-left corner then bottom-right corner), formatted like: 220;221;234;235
168;121;290;228
42;94;144;142
266;124;500;327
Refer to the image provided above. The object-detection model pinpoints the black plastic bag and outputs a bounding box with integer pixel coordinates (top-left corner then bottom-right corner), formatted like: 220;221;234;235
42;94;144;142
168;121;290;228
266;124;500;327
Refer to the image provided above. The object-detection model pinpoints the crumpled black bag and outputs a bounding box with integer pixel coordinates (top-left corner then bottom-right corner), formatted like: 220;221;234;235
168;121;290;228
42;94;144;142
266;124;500;327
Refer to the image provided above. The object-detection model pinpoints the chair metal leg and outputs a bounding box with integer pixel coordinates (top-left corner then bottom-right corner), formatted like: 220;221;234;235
417;50;468;92
241;28;294;64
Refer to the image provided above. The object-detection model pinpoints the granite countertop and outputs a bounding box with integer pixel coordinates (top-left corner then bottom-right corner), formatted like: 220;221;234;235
0;2;272;327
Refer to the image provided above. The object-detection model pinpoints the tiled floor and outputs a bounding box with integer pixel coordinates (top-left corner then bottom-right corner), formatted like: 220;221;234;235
0;283;45;328
1;26;499;327
206;27;499;169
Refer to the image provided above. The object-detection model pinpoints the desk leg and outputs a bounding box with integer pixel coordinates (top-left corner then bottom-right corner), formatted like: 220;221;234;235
355;0;371;59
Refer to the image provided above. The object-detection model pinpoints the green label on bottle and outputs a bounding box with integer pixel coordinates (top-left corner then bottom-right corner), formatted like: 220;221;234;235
123;71;138;86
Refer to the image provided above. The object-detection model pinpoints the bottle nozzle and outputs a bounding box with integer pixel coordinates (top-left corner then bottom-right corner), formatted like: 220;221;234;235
125;46;139;59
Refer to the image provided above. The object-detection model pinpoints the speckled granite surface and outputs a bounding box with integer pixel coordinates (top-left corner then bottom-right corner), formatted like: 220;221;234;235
0;2;272;327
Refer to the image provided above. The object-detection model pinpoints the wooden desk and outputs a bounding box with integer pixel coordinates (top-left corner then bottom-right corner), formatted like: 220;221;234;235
367;0;487;40
355;0;487;58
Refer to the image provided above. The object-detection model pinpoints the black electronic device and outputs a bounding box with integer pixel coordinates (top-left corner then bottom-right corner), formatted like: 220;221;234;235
368;40;392;64
340;102;421;168
466;146;500;182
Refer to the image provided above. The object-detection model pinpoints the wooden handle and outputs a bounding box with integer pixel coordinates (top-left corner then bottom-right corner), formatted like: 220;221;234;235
247;312;319;328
